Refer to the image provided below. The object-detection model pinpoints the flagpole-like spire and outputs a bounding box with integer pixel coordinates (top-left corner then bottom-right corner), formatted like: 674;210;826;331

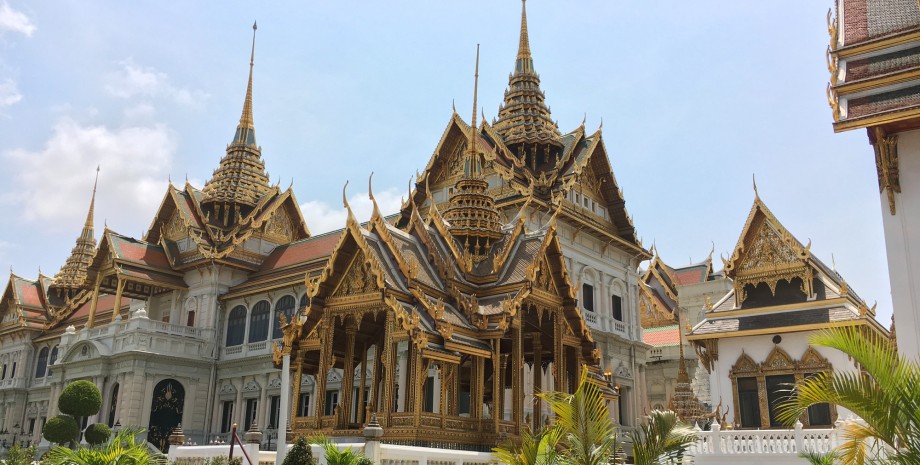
516;0;533;74
85;165;99;231
240;21;257;128
468;44;480;165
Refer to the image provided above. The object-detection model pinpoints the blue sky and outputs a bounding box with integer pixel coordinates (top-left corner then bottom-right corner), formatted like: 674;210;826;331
0;2;892;324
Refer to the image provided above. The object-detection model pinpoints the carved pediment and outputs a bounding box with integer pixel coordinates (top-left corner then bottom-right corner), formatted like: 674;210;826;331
163;212;187;242
264;209;294;243
738;224;803;275
763;346;794;372
731;353;759;376
332;251;377;297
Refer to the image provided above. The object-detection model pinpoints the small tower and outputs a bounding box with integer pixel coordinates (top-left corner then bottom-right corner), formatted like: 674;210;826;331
54;167;100;293
201;22;272;227
443;45;503;263
493;0;563;170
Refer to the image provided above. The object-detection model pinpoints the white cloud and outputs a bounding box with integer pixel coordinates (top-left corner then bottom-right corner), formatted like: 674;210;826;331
300;187;404;235
105;60;208;108
0;1;35;36
0;78;21;107
1;118;176;232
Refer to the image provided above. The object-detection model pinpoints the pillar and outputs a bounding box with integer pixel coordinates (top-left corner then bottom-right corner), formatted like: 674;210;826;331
342;321;357;425
357;343;368;424
532;335;542;431
112;278;126;322
275;352;291;465
87;275;102;328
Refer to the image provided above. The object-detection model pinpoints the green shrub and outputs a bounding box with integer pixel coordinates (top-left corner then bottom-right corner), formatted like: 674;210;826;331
4;443;35;465
84;422;112;445
58;380;102;417
282;436;315;465
43;415;79;445
228;458;242;465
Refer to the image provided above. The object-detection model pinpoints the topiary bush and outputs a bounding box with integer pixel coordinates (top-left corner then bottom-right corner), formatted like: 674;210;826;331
44;415;79;445
58;380;102;417
84;422;111;446
282;436;315;465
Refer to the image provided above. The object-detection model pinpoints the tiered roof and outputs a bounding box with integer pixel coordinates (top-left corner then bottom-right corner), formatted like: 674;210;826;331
53;169;99;290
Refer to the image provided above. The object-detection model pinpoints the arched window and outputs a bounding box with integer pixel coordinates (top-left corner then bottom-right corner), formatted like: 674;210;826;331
272;296;296;340
49;346;59;365
226;306;247;346
35;347;49;378
300;294;309;310
108;383;119;426
187;311;196;327
248;300;270;343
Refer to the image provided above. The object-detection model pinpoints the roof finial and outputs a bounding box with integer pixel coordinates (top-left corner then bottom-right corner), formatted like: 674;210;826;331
233;21;258;146
752;173;759;199
831;253;836;272
85;165;100;230
465;44;481;177
516;0;532;74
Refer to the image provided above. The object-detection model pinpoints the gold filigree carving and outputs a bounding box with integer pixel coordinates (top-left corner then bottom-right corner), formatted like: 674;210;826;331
264;209;294;243
163;212;187;241
874;128;900;215
734;221;813;302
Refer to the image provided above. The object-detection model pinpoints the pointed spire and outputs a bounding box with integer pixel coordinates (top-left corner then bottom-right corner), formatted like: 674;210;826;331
444;45;503;265
202;22;271;222
494;0;561;150
516;0;533;74
233;21;258;147
54;168;100;289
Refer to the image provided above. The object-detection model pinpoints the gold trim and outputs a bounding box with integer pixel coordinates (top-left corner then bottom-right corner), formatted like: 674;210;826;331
834;29;920;59
873;127;900;215
834;67;920;95
833;105;920;132
707;297;848;318
687;319;867;341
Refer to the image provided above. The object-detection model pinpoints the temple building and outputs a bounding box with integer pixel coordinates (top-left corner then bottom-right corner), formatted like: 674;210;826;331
687;193;888;429
826;0;920;360
638;251;730;421
0;3;649;453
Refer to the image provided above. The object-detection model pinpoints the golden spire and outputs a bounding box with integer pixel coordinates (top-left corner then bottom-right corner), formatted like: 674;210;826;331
234;21;257;146
516;0;533;74
494;0;561;155
202;22;271;223
54;167;100;289
443;45;503;265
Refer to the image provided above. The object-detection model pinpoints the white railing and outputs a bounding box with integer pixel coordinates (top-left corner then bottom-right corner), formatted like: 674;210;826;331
149;320;206;338
690;422;837;457
248;341;268;352
584;311;597;324
613;321;626;334
224;346;243;355
169;439;495;465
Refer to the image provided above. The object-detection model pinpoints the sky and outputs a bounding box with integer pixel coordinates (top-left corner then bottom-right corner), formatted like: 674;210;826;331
0;2;893;324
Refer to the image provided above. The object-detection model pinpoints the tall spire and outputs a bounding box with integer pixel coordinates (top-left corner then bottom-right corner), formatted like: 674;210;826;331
202;21;272;225
54;167;100;289
444;45;503;265
234;21;258;147
494;0;561;158
516;0;533;75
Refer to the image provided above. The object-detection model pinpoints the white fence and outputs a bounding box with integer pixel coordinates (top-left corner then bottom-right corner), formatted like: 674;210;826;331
689;421;839;465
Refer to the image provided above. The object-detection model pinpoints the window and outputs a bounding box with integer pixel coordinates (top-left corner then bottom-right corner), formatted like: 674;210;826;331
737;377;761;428
582;284;594;312
298;393;311;417
1;364;6;380
269;395;281;428
49;346;58;365
220;401;235;432
28;418;35;437
324;390;339;416
611;295;623;321
300;294;310;309
244;399;258;430
423;377;435;413
766;374;795;427
805;373;832;426
11;362;15;377
353;388;369;422
35;348;48;378
108;383;119;427
226;305;247;346
186;311;196;327
272;296;296;339
248;300;270;343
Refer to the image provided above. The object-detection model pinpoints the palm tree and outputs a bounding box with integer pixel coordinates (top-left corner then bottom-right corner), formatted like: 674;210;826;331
493;368;620;465
42;427;168;465
777;326;920;465
628;410;697;465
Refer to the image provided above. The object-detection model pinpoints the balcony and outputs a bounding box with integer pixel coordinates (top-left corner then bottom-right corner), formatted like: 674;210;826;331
221;338;276;360
60;310;216;362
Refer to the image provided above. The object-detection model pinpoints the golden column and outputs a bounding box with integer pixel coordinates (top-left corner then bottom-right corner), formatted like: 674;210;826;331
532;334;542;431
342;318;357;426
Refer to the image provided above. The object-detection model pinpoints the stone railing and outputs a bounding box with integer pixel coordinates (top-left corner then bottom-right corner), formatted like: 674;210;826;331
60;311;217;362
170;441;494;465
689;421;840;464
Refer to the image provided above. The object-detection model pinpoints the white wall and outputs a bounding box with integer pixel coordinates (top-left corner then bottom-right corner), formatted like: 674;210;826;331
709;331;858;425
883;128;920;361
